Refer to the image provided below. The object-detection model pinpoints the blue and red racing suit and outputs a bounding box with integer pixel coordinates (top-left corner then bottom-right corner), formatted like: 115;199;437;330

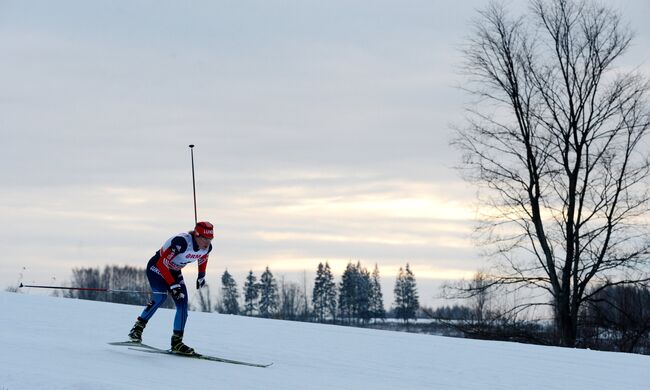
138;232;211;333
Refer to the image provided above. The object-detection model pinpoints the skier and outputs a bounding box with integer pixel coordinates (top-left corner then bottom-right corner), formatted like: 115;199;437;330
128;221;214;354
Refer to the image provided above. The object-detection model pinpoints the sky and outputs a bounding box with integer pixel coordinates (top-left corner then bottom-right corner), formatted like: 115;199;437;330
1;0;649;307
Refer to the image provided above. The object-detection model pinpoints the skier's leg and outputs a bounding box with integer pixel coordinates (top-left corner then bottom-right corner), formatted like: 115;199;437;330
170;280;193;354
138;268;169;322
171;280;189;333
128;267;169;341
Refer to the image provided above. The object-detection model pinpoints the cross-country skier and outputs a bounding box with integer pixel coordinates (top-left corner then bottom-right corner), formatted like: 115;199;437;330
128;221;214;354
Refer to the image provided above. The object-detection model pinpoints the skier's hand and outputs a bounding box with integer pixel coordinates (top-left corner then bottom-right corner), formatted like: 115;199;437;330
169;284;185;300
196;277;206;290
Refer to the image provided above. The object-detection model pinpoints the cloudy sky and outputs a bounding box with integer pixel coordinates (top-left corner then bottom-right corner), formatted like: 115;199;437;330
2;0;649;307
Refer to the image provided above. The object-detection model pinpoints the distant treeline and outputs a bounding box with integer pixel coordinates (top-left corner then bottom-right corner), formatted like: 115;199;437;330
58;262;420;324
425;277;650;355
50;263;650;355
58;265;173;309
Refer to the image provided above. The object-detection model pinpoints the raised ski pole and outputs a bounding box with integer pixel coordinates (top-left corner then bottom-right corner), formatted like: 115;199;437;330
19;283;166;295
189;144;198;225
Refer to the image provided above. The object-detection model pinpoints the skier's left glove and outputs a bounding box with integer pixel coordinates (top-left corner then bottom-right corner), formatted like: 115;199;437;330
196;273;206;289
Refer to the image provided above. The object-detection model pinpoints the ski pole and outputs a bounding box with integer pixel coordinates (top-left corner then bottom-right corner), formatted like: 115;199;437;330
189;144;198;225
19;283;167;295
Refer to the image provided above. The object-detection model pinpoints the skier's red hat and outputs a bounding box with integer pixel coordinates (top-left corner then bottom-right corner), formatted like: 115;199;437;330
194;221;214;239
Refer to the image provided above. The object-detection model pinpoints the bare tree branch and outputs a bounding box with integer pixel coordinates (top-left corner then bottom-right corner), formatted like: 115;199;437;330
453;0;650;347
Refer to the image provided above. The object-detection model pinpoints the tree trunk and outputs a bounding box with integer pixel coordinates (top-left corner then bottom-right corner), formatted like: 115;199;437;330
556;293;577;347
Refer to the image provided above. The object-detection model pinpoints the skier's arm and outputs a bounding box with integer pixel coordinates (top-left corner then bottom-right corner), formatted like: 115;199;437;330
197;251;209;274
195;244;211;289
156;236;188;286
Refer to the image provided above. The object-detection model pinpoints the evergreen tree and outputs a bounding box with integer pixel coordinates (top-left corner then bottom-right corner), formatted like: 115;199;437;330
393;263;419;323
258;266;279;318
369;264;386;322
312;262;337;322
312;263;327;322
357;265;372;324
219;270;240;315
243;270;259;316
339;262;357;324
323;262;338;322
338;262;371;324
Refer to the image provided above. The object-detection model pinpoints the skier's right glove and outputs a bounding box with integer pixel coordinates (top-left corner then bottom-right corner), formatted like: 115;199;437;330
169;284;185;300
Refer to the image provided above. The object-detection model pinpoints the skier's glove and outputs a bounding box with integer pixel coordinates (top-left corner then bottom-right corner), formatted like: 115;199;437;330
196;276;206;290
169;284;185;300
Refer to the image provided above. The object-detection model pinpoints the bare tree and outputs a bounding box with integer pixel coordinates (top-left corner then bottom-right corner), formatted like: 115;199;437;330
581;283;650;353
467;271;494;323
69;267;102;301
454;0;650;347
279;278;310;321
442;272;550;344
195;284;213;312
66;265;166;307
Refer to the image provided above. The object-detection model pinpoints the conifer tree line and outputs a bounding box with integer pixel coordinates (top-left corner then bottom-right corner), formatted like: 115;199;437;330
212;261;417;324
61;262;420;324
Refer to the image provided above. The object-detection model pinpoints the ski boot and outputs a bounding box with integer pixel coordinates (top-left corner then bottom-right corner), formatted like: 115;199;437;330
171;332;195;355
128;317;147;343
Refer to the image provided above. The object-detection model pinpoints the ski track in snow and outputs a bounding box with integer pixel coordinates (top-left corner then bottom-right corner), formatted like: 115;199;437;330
1;292;648;389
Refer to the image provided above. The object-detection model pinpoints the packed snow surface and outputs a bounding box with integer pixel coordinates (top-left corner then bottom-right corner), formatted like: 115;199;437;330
1;292;648;389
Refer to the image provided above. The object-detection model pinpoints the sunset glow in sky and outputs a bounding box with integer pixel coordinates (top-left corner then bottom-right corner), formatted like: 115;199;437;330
2;0;648;306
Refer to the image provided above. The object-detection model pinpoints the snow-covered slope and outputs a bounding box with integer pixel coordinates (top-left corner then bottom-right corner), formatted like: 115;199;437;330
1;292;647;390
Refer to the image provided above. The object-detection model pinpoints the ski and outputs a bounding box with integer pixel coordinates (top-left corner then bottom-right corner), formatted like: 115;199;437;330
109;340;272;367
129;345;273;368
108;341;158;350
